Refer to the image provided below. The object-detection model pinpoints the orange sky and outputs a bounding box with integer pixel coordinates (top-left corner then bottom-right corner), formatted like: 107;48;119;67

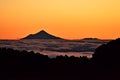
0;0;120;39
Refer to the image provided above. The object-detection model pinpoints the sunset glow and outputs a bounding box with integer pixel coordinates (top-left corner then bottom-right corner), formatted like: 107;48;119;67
0;0;120;39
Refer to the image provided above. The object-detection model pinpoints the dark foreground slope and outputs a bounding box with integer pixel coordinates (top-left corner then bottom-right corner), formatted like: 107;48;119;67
0;38;120;80
0;48;90;80
92;38;120;64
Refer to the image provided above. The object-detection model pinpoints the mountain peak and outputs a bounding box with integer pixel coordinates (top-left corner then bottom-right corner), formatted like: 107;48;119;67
39;30;46;33
37;30;48;34
22;30;62;39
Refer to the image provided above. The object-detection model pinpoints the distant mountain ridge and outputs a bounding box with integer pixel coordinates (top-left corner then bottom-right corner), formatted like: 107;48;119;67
22;30;62;39
82;38;100;40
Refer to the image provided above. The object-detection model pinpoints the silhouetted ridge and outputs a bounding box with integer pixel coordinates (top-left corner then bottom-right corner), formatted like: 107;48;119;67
92;38;120;64
82;38;100;40
23;30;62;39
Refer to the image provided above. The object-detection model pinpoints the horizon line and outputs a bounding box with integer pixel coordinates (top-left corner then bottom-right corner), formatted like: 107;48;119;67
0;38;114;40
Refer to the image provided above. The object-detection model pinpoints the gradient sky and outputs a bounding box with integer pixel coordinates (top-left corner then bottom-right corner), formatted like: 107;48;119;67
0;0;120;39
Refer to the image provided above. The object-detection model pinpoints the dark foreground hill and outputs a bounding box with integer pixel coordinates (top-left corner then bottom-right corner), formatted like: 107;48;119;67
23;30;62;39
0;38;120;80
92;38;120;64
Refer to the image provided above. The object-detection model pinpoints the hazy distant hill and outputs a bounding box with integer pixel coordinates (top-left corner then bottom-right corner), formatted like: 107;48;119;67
22;30;62;39
82;38;100;40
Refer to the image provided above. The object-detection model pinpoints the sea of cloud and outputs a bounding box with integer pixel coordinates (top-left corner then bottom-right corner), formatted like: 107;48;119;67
0;39;109;58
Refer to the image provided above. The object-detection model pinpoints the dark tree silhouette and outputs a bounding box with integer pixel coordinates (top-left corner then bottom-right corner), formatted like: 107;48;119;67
0;47;90;80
